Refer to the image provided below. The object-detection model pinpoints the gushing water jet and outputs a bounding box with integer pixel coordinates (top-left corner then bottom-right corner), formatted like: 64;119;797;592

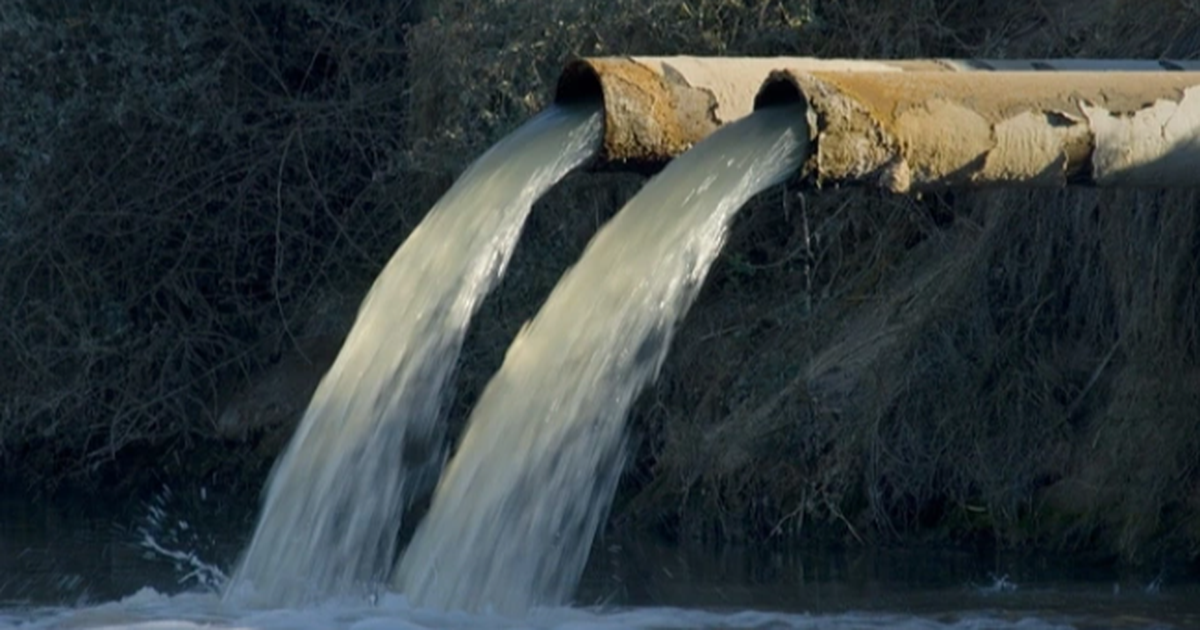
226;103;603;606
394;103;811;615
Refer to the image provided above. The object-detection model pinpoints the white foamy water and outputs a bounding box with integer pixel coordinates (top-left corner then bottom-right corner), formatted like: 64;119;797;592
394;106;811;615
226;104;603;606
2;589;1081;630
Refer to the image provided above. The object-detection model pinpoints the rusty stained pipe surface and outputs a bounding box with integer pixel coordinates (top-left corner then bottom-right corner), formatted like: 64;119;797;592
557;57;1200;188
554;57;950;167
553;57;1200;171
755;70;1200;191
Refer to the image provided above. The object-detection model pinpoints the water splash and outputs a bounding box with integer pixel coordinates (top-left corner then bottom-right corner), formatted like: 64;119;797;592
226;103;603;606
393;105;810;614
2;588;1088;630
136;485;228;594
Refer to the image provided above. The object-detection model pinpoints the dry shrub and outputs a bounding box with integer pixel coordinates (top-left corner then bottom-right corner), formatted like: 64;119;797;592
0;0;419;485
623;186;1199;562
596;1;1199;562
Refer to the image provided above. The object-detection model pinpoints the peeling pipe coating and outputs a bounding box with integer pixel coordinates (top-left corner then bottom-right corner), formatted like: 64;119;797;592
559;56;1200;190
554;56;947;168
757;71;1200;191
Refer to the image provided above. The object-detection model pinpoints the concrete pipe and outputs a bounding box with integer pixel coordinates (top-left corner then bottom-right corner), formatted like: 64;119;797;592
553;56;1200;173
553;56;950;168
754;71;1200;191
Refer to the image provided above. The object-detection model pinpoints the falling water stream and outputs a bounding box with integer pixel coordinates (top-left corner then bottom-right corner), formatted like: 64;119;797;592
393;105;811;615
224;103;603;606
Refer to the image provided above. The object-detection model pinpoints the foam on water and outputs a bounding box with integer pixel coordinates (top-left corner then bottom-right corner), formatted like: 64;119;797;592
226;103;603;606
2;589;1081;630
393;106;811;615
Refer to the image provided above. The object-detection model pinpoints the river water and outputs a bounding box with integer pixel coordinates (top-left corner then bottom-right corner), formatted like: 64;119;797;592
3;491;1198;629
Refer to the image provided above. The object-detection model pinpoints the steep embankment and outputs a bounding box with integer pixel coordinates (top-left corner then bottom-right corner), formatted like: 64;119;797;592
2;0;1197;564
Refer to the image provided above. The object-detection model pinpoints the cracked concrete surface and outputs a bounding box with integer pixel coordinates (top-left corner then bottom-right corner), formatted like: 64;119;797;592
557;57;1200;190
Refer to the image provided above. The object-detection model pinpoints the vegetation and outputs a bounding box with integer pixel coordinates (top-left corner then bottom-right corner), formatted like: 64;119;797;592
2;0;1198;568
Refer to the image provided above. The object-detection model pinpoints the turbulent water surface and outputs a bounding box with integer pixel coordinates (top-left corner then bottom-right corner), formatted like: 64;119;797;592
3;495;1199;630
226;103;603;606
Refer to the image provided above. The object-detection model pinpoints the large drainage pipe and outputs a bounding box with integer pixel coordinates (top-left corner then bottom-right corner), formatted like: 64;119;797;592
557;57;1200;189
554;57;951;168
754;70;1200;191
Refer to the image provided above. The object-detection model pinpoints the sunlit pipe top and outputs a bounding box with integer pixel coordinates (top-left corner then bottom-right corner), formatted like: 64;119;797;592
941;58;1200;71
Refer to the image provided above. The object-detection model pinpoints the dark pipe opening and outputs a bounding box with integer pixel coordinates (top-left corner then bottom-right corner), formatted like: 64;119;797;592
554;60;667;173
753;76;804;110
554;60;606;107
